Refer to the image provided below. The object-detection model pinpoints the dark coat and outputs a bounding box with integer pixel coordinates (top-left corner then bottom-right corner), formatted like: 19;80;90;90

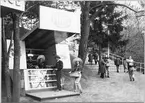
100;59;106;73
55;60;63;71
88;54;93;62
114;58;120;66
93;53;98;60
52;60;63;71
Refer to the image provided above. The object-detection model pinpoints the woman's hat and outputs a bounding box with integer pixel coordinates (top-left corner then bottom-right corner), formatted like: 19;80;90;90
72;57;83;65
37;55;45;62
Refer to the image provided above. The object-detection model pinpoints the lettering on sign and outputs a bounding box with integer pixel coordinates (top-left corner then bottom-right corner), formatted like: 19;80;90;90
51;12;71;28
1;0;25;11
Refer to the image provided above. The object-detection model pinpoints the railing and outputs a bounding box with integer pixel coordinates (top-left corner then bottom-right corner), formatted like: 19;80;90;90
134;62;144;74
104;52;144;74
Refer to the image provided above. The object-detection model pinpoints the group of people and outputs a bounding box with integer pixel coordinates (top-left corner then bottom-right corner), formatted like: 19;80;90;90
99;55;110;78
114;56;135;81
36;54;83;93
36;55;63;91
88;52;98;65
36;53;135;95
69;55;136;94
98;55;135;82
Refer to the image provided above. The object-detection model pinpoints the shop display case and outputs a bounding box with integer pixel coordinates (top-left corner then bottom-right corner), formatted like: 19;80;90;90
25;49;57;91
26;69;57;90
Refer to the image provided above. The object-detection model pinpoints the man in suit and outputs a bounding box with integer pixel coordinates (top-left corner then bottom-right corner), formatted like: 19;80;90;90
114;58;121;73
52;55;63;91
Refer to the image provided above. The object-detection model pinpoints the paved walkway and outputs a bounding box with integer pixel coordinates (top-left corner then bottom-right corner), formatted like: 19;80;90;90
21;64;145;102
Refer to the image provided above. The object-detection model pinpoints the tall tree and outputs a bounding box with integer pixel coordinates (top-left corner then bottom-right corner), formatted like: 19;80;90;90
78;1;138;65
2;12;21;103
2;17;12;102
78;1;103;64
88;1;128;72
11;13;21;102
117;1;145;61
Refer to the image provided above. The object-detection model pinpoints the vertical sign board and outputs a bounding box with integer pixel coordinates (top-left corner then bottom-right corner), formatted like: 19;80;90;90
56;44;71;69
7;40;27;69
40;6;80;33
0;0;25;11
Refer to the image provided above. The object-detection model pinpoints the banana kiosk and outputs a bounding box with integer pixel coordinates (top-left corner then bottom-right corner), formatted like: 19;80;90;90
19;6;80;100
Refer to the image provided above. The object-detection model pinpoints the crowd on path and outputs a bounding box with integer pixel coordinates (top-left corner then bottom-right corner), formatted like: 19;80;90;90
114;56;135;81
88;52;99;65
88;52;136;82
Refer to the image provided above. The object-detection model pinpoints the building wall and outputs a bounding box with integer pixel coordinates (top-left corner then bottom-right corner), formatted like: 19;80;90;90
44;45;56;66
54;31;72;69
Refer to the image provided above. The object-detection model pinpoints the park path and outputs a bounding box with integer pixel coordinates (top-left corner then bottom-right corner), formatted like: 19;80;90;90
21;63;144;102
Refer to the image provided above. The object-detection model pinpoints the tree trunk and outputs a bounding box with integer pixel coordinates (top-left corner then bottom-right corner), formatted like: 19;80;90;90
78;1;90;65
12;13;21;102
98;44;102;74
2;18;12;102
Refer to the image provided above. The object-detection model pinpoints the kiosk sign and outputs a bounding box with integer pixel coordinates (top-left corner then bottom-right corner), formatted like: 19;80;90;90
40;6;80;33
0;0;25;11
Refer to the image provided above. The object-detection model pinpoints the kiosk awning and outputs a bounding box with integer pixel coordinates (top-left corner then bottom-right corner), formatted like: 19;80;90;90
21;25;55;49
21;25;74;49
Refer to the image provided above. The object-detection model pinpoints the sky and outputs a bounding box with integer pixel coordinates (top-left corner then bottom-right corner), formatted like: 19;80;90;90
116;0;143;10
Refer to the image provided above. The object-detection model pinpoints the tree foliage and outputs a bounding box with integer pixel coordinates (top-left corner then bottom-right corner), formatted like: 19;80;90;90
116;1;145;60
89;1;128;54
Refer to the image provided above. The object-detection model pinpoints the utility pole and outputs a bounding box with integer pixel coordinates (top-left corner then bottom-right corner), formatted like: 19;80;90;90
107;24;111;58
0;16;1;103
143;31;145;72
107;30;110;58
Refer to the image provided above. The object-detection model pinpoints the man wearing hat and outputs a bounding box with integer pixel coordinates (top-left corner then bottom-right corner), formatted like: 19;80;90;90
52;55;63;91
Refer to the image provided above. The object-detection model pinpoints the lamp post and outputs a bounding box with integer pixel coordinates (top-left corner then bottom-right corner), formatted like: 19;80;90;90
107;30;110;58
0;16;1;103
107;24;112;58
142;31;145;71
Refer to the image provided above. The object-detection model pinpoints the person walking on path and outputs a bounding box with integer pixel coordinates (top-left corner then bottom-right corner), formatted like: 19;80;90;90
88;53;93;65
126;56;135;81
114;58;121;73
93;52;98;65
123;58;128;72
69;57;83;93
51;55;63;91
104;56;110;78
100;57;106;78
